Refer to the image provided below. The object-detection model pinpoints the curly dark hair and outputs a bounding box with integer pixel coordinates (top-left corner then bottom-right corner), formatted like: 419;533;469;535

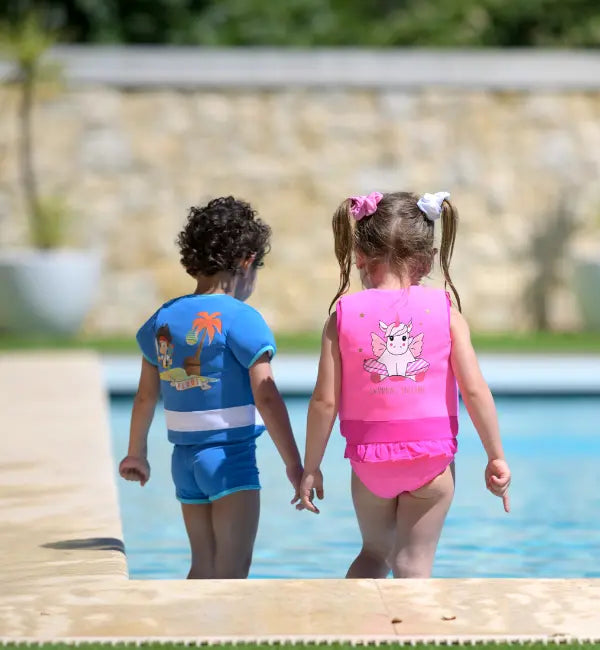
177;196;272;277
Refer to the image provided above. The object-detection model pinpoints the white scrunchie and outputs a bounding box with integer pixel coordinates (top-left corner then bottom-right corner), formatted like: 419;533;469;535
417;191;450;221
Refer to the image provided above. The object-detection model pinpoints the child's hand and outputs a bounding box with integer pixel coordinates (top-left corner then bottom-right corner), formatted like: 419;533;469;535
297;469;324;514
119;455;150;486
485;458;511;513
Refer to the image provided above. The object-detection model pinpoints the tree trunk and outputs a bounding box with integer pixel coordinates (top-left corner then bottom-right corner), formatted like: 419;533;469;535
183;329;206;377
194;329;207;361
19;64;42;248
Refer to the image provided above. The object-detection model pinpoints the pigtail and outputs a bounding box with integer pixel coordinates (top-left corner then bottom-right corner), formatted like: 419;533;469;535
439;199;462;312
329;199;354;313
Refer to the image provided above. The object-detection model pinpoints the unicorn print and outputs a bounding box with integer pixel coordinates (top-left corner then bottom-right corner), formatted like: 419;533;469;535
363;318;430;383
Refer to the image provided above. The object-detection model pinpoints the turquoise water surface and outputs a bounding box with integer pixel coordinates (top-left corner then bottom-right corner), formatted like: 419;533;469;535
111;395;600;579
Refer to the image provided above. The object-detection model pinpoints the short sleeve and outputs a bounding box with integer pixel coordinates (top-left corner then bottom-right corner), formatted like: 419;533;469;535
227;306;276;368
136;310;159;366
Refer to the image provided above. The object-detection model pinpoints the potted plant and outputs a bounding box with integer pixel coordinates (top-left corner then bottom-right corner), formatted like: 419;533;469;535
0;13;100;336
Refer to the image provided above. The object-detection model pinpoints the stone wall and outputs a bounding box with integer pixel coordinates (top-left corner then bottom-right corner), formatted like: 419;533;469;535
1;48;599;334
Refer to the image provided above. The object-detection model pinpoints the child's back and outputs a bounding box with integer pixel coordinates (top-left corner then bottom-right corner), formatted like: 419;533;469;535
138;293;274;447
337;286;457;497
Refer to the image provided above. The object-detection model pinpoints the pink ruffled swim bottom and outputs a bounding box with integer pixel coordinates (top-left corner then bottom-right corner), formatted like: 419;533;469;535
349;441;457;498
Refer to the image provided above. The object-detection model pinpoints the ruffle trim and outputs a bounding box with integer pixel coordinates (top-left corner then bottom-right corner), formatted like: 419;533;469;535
344;439;457;463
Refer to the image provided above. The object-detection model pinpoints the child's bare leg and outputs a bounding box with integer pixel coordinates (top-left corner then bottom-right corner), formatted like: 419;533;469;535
211;490;260;578
181;503;215;579
390;464;455;578
346;470;396;578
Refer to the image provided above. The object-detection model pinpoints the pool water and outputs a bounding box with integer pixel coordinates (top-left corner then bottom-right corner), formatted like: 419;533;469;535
111;396;600;579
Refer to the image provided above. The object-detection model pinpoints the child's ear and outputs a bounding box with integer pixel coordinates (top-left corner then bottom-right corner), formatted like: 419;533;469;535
240;255;256;272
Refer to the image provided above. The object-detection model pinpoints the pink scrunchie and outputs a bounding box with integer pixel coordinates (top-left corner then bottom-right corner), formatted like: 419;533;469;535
349;191;383;221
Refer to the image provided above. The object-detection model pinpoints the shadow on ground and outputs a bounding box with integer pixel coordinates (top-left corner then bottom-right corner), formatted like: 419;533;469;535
42;537;125;553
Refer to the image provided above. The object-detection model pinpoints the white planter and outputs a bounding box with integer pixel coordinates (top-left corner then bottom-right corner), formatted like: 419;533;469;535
0;249;101;335
572;255;600;330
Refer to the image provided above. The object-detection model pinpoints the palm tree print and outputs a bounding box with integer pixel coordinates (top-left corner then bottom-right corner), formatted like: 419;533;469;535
183;312;222;377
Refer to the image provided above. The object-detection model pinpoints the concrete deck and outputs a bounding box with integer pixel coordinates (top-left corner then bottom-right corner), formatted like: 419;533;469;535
1;352;599;643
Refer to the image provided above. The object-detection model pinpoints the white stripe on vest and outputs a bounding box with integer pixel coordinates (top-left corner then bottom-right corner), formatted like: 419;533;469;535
165;404;262;432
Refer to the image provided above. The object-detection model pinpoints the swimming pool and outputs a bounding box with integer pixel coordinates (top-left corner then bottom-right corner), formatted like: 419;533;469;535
111;395;600;579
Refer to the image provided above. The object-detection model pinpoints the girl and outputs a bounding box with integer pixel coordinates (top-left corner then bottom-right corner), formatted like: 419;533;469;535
119;196;303;579
299;190;511;579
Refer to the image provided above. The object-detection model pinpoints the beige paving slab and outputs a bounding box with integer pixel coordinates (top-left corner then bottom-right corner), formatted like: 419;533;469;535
1;578;394;638
377;578;600;639
0;353;127;587
1;352;599;642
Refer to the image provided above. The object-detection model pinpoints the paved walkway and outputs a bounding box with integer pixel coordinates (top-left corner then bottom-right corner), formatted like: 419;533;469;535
1;352;599;642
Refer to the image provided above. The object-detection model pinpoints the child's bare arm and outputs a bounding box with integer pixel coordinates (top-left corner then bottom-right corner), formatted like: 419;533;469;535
300;313;341;513
119;357;160;486
249;354;303;498
450;308;511;512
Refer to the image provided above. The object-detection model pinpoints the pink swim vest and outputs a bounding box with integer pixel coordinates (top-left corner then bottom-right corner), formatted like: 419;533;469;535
336;286;458;463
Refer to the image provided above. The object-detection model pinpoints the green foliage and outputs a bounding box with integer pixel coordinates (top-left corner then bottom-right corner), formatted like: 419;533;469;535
0;0;599;47
31;195;73;248
0;11;54;72
1;329;599;354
